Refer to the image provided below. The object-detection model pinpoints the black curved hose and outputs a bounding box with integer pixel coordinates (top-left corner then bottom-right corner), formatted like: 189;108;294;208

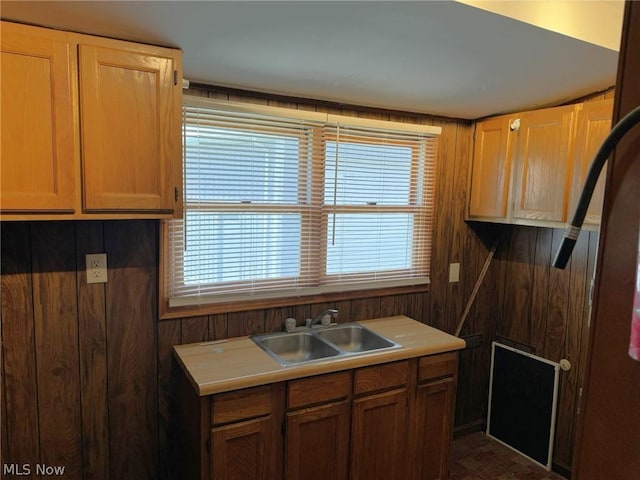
553;105;640;269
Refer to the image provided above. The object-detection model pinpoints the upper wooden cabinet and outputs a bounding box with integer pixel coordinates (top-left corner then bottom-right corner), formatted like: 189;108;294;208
0;21;183;219
569;99;613;226
0;23;76;212
79;44;179;212
468;98;613;228
469;115;516;219
512;104;576;222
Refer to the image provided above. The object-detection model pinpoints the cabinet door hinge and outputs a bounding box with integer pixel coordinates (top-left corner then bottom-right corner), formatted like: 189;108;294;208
173;70;178;86
174;187;179;203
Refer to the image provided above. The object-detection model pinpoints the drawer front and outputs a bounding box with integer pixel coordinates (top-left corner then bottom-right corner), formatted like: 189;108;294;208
418;352;458;383
354;360;409;396
288;371;352;409
212;385;272;425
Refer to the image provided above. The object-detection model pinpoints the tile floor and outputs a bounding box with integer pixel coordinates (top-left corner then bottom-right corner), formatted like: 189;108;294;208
449;432;567;480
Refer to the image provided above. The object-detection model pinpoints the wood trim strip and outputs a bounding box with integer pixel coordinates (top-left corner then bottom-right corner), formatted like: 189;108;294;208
160;283;429;320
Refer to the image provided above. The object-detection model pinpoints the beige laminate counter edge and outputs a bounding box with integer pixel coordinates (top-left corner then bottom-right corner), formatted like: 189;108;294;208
173;316;466;396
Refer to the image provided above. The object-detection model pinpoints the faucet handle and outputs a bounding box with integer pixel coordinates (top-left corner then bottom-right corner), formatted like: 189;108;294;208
284;318;297;332
321;309;339;326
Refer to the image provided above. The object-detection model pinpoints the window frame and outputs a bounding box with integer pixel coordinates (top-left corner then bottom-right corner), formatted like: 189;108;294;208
160;97;440;318
320;134;430;284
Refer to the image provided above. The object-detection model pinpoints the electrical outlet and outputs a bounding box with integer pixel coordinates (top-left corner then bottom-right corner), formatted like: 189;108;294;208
86;253;108;284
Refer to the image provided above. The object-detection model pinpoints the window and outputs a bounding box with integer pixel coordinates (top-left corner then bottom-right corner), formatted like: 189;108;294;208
165;98;440;308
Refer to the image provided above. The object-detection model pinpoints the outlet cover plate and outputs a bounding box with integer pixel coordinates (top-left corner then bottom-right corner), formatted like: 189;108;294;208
449;262;460;283
86;253;107;284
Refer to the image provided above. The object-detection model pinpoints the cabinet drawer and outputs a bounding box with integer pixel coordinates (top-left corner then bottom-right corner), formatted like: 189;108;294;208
354;360;409;396
418;352;457;383
288;371;351;409
212;385;273;425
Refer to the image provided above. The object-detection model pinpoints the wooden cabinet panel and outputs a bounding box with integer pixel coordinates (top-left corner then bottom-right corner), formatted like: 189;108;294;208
353;360;409;395
79;44;179;212
287;371;351;409
285;401;350;480
212;385;273;425
418;352;457;383
512;105;576;222
414;378;456;480
211;416;276;480
350;389;407;480
569;99;613;226
469;115;515;219
0;23;76;212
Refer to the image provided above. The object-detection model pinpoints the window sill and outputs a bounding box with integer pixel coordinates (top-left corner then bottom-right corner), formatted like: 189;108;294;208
159;283;429;320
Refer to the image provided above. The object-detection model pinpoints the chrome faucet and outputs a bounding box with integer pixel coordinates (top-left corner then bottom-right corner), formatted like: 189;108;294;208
284;309;339;332
305;309;339;328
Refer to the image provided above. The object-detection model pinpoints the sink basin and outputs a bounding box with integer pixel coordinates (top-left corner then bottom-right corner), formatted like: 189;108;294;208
253;332;340;366
316;323;398;352
251;322;401;366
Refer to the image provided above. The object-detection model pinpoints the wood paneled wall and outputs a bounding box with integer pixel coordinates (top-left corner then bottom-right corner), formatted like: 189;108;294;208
493;226;598;472
1;221;159;479
1;86;609;478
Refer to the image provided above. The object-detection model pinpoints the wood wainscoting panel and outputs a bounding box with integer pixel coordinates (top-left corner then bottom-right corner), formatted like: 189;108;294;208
31;223;82;477
76;221;110;480
1;223;40;467
501;227;537;345
496;225;598;471
104;220;159;480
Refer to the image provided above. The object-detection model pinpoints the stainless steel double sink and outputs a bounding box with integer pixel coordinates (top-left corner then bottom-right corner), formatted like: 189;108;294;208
251;322;401;366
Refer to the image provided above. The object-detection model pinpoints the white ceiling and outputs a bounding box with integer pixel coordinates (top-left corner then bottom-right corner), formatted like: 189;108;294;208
1;1;622;119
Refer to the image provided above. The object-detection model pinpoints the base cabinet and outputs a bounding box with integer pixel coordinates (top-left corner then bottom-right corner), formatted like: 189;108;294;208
175;352;458;480
211;417;275;480
350;389;408;480
414;378;456;480
285;401;351;480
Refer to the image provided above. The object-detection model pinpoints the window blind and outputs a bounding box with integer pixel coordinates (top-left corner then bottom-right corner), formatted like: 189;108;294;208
166;97;440;308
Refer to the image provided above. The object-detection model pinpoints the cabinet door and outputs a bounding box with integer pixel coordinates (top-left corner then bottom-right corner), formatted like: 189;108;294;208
0;23;76;212
285;401;350;480
211;416;276;480
569;99;613;226
414;378;456;480
79;43;180;212
469;115;515;219
512;105;576;222
351;389;407;480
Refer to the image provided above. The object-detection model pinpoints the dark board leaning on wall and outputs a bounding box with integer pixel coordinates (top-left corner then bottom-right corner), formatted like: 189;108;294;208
487;342;560;469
